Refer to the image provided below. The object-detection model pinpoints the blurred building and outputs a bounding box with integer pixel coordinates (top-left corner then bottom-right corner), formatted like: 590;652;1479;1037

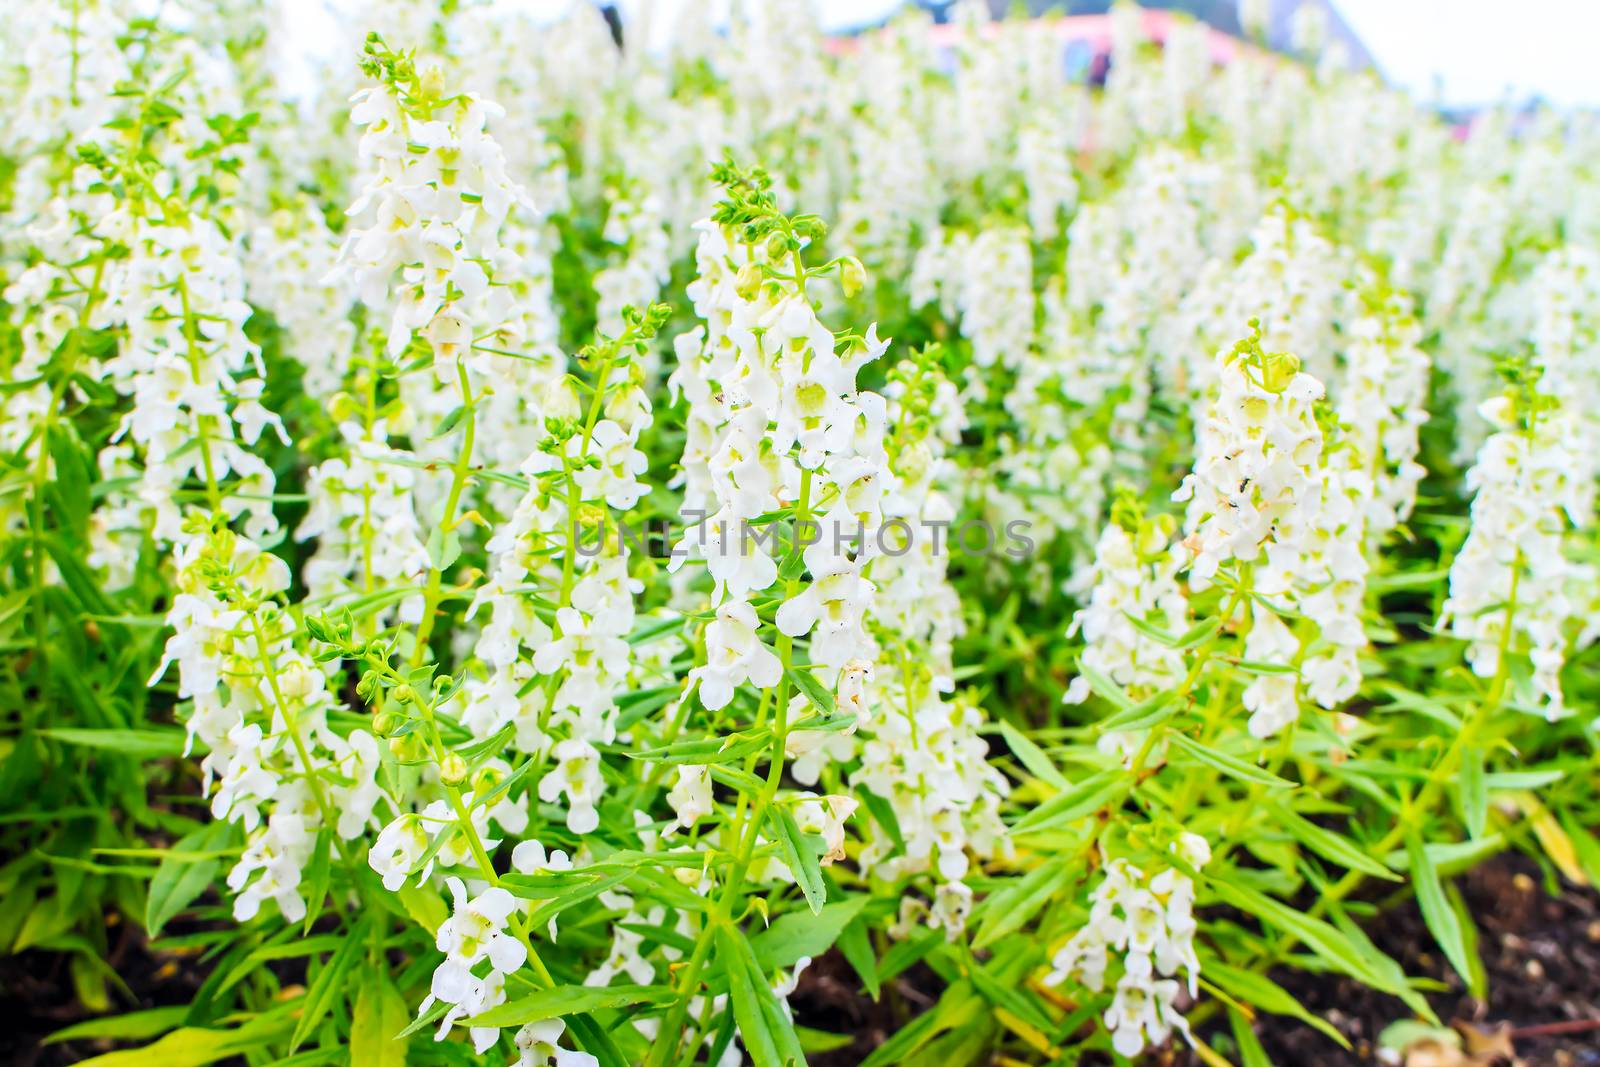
915;0;1375;70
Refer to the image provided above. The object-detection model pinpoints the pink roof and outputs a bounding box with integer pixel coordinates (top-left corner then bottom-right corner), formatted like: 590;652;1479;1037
828;10;1270;67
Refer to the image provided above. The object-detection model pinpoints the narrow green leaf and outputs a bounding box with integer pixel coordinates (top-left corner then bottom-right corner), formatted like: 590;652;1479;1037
1012;769;1128;834
300;832;331;936
1074;660;1134;710
997;722;1068;790
1445;882;1488;1000
289;916;368;1052
146;822;230;937
1208;878;1406;997
468;984;675;1029
1230;1007;1272;1067
835;918;880;999
46;1007;188;1045
769;805;827;914
43;728;185;758
973;853;1072;948
562;1012;630;1067
1558;811;1600;886
1096;687;1178;733
716;926;806;1067
1460;747;1487;841
1168;733;1292;790
1204;963;1350;1049
394;882;448;935
786;667;836;715
1266;803;1401;881
1406;832;1476;991
856;787;904;855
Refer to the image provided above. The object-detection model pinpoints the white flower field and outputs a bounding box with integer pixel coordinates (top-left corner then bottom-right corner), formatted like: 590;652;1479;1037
3;1;1600;1065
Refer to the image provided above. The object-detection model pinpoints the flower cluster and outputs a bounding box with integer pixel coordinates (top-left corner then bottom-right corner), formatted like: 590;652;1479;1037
11;4;1600;1067
1046;835;1212;1058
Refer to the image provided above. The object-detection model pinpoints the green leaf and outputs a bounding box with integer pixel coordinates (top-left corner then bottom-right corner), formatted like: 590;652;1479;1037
1266;803;1401;882
1168;733;1292;790
786;667;836;715
424;526;460;572
1208;877;1408;998
1558;811;1600;885
289;916;369;1052
796;1027;853;1054
430;402;468;439
769;805;827;914
973;852;1073;949
563;1011;631;1067
394;882;448;935
146;822;230;937
858;979;983;1067
300;832;332;935
1095;687;1178;733
1173;617;1224;650
997;722;1068;790
1203;963;1350;1049
73;1015;294;1067
627;731;771;766
716;926;807;1067
468;984;675;1029
1460;747;1487;841
1482;769;1565;790
1446;881;1488;1000
350;979;409;1067
1229;1007;1272;1067
1384;834;1505;875
394;1000;450;1041
1073;660;1134;711
1406;832;1477;992
73;1028;243;1067
1011;768;1127;834
751;897;867;971
968;964;1053;1034
856;787;904;855
46;1007;188;1045
42;728;186;758
835;917;880;999
514;870;633;928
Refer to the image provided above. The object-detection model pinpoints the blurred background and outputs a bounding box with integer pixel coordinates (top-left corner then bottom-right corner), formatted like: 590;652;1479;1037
279;0;1600;116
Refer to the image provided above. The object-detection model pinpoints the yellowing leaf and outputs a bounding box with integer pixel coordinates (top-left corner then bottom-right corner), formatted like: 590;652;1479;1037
1514;791;1588;886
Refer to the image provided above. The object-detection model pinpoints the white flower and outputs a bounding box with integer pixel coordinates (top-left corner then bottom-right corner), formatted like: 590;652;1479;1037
516;1018;599;1067
538;738;605;834
436;877;527;976
370;812;432;892
667;765;714;832
692;600;781;712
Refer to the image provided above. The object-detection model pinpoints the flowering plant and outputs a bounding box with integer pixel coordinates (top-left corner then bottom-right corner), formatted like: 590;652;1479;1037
3;3;1599;1066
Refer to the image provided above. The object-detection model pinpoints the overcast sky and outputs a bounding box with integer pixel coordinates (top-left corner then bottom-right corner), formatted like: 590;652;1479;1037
1337;0;1600;109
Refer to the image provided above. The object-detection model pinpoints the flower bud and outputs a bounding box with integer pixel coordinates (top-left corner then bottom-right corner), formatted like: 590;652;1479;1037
1259;349;1301;393
839;256;866;298
735;262;764;301
439;752;469;786
544;377;581;421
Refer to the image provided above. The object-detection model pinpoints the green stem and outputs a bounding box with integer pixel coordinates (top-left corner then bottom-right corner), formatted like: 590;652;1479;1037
408;361;478;668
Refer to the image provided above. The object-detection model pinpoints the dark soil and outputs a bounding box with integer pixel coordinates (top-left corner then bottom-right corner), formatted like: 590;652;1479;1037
1;913;220;1067
1215;853;1600;1067
10;853;1600;1065
789;950;946;1067
788;852;1600;1066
